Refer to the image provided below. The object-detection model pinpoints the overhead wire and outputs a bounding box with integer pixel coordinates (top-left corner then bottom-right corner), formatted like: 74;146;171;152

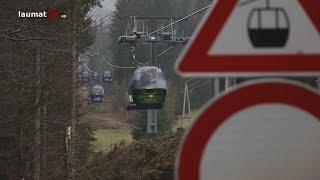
157;46;173;57
130;46;147;66
189;80;204;88
142;2;214;38
189;80;211;92
179;79;201;93
239;0;260;7
98;54;137;69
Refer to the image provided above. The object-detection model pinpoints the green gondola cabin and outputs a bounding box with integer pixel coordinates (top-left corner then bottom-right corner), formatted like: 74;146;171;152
127;66;167;110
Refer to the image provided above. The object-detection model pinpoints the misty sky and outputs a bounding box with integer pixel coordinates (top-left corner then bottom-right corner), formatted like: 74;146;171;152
90;0;117;20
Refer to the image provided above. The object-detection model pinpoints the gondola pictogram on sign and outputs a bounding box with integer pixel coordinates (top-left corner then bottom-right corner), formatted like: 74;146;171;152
176;79;320;180
176;0;320;76
247;0;290;48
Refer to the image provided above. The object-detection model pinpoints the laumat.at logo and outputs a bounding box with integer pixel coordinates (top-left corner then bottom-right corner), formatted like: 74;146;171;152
18;10;67;19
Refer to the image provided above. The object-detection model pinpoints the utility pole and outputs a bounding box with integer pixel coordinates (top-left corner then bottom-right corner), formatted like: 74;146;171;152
225;77;237;90
147;41;158;134
187;84;191;125
182;82;192;128
225;78;231;90
145;38;187;135
213;78;220;97
213;77;237;98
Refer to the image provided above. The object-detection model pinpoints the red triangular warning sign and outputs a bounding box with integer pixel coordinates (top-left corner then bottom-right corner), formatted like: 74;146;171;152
176;0;320;76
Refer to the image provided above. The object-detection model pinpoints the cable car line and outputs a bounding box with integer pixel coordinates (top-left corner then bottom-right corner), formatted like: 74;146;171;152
189;80;211;92
99;54;137;69
189;80;204;88
180;80;206;93
142;2;215;38
132;55;146;66
239;0;260;7
157;46;173;57
131;46;147;66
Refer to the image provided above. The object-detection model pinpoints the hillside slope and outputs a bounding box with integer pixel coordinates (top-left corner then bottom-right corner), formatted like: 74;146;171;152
82;130;185;180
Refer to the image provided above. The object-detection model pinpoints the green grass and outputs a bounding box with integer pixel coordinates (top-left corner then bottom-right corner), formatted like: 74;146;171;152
93;129;133;152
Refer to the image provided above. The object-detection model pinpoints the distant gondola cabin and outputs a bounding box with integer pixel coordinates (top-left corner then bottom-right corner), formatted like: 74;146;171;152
92;72;99;80
81;71;90;82
90;85;104;103
103;71;112;82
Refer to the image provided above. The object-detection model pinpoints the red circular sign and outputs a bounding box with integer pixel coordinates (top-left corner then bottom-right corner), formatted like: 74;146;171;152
176;80;320;180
